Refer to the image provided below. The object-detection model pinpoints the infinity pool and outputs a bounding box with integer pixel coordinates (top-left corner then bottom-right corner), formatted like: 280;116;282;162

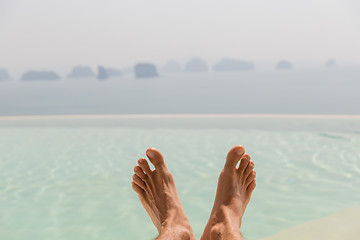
1;116;359;239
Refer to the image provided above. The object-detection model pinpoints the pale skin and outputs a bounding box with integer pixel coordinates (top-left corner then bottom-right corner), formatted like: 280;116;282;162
131;145;256;240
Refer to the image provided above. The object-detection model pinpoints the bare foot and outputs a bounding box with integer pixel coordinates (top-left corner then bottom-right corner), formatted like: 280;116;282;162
131;148;196;240
201;145;256;240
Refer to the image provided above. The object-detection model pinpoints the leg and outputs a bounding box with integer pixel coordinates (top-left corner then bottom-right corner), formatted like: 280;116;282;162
131;148;196;240
201;145;256;240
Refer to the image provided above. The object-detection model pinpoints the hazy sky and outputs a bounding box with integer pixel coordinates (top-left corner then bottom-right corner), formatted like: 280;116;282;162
1;0;360;70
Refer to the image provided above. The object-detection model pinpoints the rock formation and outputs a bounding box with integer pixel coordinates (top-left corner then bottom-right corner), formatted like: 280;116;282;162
276;60;293;70
97;65;108;80
0;69;11;80
134;63;158;78
21;71;61;81
184;58;208;73
325;59;336;68
213;58;255;71
67;66;95;78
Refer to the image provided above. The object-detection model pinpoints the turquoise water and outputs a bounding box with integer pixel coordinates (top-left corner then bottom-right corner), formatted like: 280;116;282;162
1;117;360;239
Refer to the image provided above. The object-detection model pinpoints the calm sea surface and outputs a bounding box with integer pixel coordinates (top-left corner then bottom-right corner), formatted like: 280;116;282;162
0;69;360;115
1;117;360;240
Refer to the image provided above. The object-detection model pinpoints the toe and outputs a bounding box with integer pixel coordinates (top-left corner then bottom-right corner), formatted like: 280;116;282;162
132;174;146;189
245;170;256;187
247;179;256;194
138;158;152;174
237;154;251;173
146;148;166;169
131;181;145;195
134;165;147;179
241;160;255;183
224;145;245;170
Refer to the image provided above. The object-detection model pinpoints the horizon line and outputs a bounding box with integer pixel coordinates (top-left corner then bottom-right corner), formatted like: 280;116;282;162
1;113;360;121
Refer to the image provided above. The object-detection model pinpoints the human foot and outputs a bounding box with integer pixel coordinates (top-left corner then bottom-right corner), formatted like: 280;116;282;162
201;145;256;240
131;148;196;240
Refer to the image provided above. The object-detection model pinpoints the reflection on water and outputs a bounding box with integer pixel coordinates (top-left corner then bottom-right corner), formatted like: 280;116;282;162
0;117;360;240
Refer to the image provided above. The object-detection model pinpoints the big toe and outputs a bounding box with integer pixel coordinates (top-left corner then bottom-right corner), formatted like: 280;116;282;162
225;145;245;170
146;148;166;169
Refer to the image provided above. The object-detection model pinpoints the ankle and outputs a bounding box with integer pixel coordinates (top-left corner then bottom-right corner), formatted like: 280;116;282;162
159;226;194;240
209;223;224;240
160;212;195;240
202;206;241;240
176;228;193;240
208;223;242;240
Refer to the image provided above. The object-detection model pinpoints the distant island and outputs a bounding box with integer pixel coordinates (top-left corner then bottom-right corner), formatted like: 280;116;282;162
276;60;293;70
21;71;61;81
161;60;182;73
213;58;255;72
325;59;336;68
97;66;123;80
68;66;95;78
135;63;158;78
0;69;11;81
184;58;208;73
97;65;108;80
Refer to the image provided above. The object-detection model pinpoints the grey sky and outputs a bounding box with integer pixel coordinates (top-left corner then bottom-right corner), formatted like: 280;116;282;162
1;0;360;70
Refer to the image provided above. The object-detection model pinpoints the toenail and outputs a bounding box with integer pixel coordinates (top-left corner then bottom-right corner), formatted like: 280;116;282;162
235;148;244;155
139;159;145;163
147;150;155;158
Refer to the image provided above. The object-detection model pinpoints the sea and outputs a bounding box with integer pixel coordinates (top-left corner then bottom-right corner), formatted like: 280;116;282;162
0;69;360;239
0;68;360;115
